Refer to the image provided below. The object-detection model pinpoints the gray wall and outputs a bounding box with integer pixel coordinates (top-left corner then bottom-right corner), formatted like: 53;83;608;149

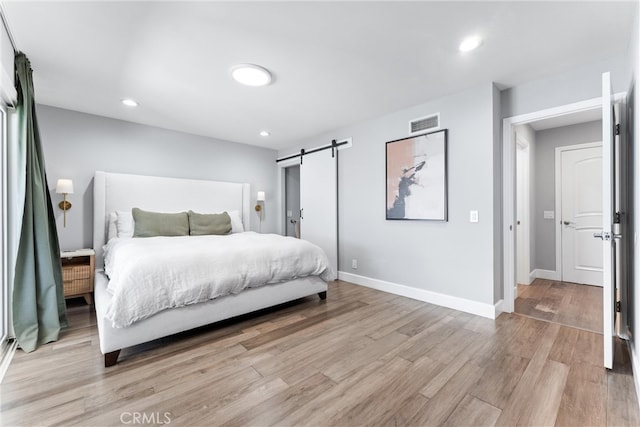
501;55;627;119
284;165;300;237
37;105;278;252
492;84;503;302
533;120;602;271
280;83;498;305
627;4;639;373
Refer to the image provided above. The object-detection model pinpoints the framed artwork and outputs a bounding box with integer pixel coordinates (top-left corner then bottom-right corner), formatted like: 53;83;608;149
386;129;448;221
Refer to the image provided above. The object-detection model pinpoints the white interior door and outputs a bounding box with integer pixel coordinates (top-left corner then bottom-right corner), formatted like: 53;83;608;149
560;145;603;286
516;141;530;285
300;150;338;275
600;71;615;369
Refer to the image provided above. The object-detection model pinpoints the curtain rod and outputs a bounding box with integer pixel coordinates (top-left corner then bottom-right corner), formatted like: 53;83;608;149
276;139;349;163
0;3;17;53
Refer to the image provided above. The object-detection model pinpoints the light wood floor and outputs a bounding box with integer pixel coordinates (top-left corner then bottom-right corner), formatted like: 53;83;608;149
515;279;603;333
1;280;638;426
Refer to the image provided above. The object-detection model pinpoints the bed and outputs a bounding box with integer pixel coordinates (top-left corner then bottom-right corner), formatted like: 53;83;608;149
93;171;331;366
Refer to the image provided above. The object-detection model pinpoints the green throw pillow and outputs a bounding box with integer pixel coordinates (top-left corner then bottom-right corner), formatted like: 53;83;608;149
188;211;232;236
132;208;189;237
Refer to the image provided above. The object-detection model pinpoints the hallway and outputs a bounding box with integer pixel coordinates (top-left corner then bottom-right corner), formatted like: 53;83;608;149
515;278;603;333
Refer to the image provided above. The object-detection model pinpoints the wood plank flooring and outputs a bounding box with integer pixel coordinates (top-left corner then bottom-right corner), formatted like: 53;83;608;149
1;280;638;426
515;278;603;333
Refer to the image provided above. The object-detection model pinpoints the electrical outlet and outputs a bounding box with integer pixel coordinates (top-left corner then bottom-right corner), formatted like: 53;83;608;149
351;259;358;269
470;210;479;223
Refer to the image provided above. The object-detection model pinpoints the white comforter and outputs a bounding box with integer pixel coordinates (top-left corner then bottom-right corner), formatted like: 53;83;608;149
103;232;334;328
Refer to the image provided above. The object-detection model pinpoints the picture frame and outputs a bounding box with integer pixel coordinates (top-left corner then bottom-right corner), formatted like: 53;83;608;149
385;129;448;221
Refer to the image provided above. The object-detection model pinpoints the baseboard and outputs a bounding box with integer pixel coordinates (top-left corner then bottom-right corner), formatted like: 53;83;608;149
531;269;559;281
627;338;640;413
338;271;497;319
494;299;505;317
528;270;536;284
0;339;17;383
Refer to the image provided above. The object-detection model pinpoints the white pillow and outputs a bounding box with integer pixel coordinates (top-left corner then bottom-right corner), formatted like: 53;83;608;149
116;210;134;238
226;210;244;233
107;212;118;241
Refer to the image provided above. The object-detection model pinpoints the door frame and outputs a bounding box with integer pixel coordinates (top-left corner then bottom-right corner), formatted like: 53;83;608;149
554;141;603;285
502;94;625;313
515;135;531;287
277;157;301;236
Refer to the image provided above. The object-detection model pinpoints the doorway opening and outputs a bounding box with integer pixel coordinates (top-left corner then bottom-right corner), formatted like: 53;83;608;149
284;165;300;238
512;113;604;333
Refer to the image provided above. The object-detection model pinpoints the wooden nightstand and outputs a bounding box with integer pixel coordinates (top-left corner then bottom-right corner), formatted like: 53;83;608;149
61;249;95;305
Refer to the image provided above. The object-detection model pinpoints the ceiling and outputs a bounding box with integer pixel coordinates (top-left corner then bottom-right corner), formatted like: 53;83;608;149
1;1;636;150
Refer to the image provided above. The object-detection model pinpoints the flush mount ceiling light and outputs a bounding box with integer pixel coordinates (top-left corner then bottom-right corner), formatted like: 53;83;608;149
459;35;482;52
231;64;272;87
121;98;138;107
259;130;270;137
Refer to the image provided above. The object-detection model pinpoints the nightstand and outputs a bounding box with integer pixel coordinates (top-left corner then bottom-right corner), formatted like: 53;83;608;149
61;249;95;305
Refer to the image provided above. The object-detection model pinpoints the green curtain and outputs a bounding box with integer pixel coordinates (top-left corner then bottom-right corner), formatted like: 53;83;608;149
12;52;67;353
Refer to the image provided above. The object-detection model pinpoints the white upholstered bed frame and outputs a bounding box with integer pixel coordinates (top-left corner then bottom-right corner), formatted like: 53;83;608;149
93;171;328;366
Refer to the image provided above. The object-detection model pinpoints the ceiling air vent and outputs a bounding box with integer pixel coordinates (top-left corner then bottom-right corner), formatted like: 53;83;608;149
409;113;440;134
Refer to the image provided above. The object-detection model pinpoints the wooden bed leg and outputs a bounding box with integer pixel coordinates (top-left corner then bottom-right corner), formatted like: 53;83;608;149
104;350;121;367
318;291;327;300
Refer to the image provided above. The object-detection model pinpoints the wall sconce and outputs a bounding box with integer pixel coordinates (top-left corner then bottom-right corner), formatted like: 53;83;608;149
255;191;265;224
55;178;74;227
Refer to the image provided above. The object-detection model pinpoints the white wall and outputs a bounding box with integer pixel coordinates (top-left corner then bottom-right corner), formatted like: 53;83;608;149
514;124;536;272
37;105;279;251
0;14;15;105
280;83;498;309
533;120;602;272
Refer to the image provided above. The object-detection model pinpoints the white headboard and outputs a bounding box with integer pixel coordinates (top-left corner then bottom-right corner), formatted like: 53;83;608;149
93;171;251;268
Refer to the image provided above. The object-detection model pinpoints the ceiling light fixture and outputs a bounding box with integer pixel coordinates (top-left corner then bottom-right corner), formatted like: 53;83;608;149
260;130;270;137
121;98;138;107
231;64;272;87
459;35;482;52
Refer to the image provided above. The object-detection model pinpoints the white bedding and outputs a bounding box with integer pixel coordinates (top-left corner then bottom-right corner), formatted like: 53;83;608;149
103;232;334;328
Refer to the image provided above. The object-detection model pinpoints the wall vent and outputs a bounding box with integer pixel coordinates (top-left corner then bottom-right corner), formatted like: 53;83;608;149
409;113;440;134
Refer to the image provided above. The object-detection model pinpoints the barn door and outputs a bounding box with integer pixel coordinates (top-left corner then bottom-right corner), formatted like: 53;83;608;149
300;150;338;275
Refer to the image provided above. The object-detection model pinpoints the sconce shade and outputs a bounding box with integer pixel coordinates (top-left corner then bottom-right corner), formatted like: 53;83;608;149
257;191;265;202
56;179;74;194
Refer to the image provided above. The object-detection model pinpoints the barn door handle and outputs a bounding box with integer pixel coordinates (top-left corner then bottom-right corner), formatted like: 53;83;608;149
300;208;303;220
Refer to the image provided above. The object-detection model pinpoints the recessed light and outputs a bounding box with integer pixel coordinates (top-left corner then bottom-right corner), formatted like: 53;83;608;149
260;131;270;137
121;98;138;107
231;64;272;87
459;35;482;52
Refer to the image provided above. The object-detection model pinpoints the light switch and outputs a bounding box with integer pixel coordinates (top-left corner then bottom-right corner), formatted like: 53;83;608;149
543;210;555;219
287;210;292;218
470;210;479;223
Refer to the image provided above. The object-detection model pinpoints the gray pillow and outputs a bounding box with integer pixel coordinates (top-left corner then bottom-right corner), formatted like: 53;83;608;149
188;211;232;236
132;208;189;237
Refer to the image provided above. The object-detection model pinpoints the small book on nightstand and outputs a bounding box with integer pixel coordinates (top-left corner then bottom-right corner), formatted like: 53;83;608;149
61;248;95;258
